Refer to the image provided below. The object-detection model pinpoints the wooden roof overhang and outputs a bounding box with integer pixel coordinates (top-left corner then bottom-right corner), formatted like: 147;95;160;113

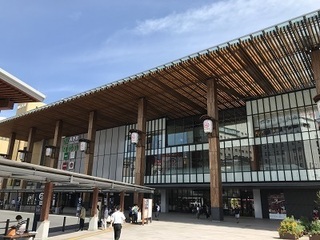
0;68;45;109
0;10;319;142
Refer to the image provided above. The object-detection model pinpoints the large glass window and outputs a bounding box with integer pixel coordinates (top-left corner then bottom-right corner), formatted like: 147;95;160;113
167;116;207;146
249;88;320;179
127;88;320;184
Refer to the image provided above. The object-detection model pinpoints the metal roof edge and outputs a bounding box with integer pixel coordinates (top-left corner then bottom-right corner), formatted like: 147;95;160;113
0;158;154;193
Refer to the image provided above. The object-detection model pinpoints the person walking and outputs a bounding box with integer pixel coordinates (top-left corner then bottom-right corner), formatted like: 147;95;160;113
110;205;126;240
11;199;15;210
102;205;110;229
97;205;101;229
131;204;139;224
154;203;160;220
234;205;240;223
78;206;86;231
196;204;201;219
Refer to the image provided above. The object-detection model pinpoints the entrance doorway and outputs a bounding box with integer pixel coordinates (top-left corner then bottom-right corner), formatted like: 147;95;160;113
222;188;254;217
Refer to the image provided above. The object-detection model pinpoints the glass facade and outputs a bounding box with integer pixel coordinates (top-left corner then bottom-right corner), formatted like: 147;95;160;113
55;88;320;217
118;88;320;184
249;88;320;181
58;88;320;185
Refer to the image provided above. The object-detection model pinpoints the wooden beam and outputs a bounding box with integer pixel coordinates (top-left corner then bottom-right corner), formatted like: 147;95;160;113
134;98;147;205
26;127;36;163
207;78;223;221
40;182;53;221
84;111;97;176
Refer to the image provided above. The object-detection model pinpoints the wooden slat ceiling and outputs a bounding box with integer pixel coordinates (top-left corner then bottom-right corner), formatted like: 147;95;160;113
0;78;40;103
0;10;319;142
0;68;45;105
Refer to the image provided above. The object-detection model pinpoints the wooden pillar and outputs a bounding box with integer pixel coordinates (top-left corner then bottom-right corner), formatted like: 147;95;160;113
1;132;16;199
26;127;36;163
40;182;53;221
7;132;16;159
134;98;147;205
250;145;260;171
312;50;320;128
47;120;63;168
120;192;125;211
84;111;97;176
207;79;223;221
311;50;320;92
20;128;36;189
83;112;97;205
106;192;110;207
0;179;7;200
91;187;99;217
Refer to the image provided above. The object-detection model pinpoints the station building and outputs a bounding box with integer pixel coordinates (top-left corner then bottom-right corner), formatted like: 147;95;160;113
1;10;320;220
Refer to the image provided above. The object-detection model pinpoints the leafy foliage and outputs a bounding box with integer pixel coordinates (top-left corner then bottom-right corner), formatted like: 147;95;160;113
278;216;305;238
315;191;320;208
299;216;311;234
310;220;320;235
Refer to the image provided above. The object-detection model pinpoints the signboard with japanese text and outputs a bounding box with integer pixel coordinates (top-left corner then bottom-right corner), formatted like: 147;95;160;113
62;135;80;161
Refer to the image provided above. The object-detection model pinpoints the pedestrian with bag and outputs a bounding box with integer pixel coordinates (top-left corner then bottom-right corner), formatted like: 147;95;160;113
110;205;126;240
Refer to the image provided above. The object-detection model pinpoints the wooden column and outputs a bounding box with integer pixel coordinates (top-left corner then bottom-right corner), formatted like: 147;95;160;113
40;182;53;221
47;120;63;168
120;191;125;211
82;112;97;205
134;98;147;205
207;79;223;221
311;50;320;93
91;187;99;217
1;132;16;199
26;127;36;163
312;49;320;129
250;145;260;171
7;132;16;159
84;111;97;176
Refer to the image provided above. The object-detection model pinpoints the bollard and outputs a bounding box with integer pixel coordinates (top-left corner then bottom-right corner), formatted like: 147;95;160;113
4;219;10;235
62;216;66;232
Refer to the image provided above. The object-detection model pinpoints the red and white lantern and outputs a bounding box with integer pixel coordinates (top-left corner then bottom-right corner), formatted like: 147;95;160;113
131;132;139;144
203;119;213;133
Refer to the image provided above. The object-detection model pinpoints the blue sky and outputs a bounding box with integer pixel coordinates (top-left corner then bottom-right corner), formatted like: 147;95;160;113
0;0;319;119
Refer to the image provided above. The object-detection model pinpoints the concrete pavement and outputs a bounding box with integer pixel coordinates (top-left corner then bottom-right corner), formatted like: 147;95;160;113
48;213;288;240
0;210;311;240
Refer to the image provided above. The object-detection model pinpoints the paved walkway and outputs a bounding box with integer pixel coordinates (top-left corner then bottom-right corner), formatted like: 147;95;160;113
0;210;311;240
48;213;292;240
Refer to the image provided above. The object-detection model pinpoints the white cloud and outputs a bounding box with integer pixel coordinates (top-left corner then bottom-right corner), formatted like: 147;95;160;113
134;0;318;35
64;0;319;70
